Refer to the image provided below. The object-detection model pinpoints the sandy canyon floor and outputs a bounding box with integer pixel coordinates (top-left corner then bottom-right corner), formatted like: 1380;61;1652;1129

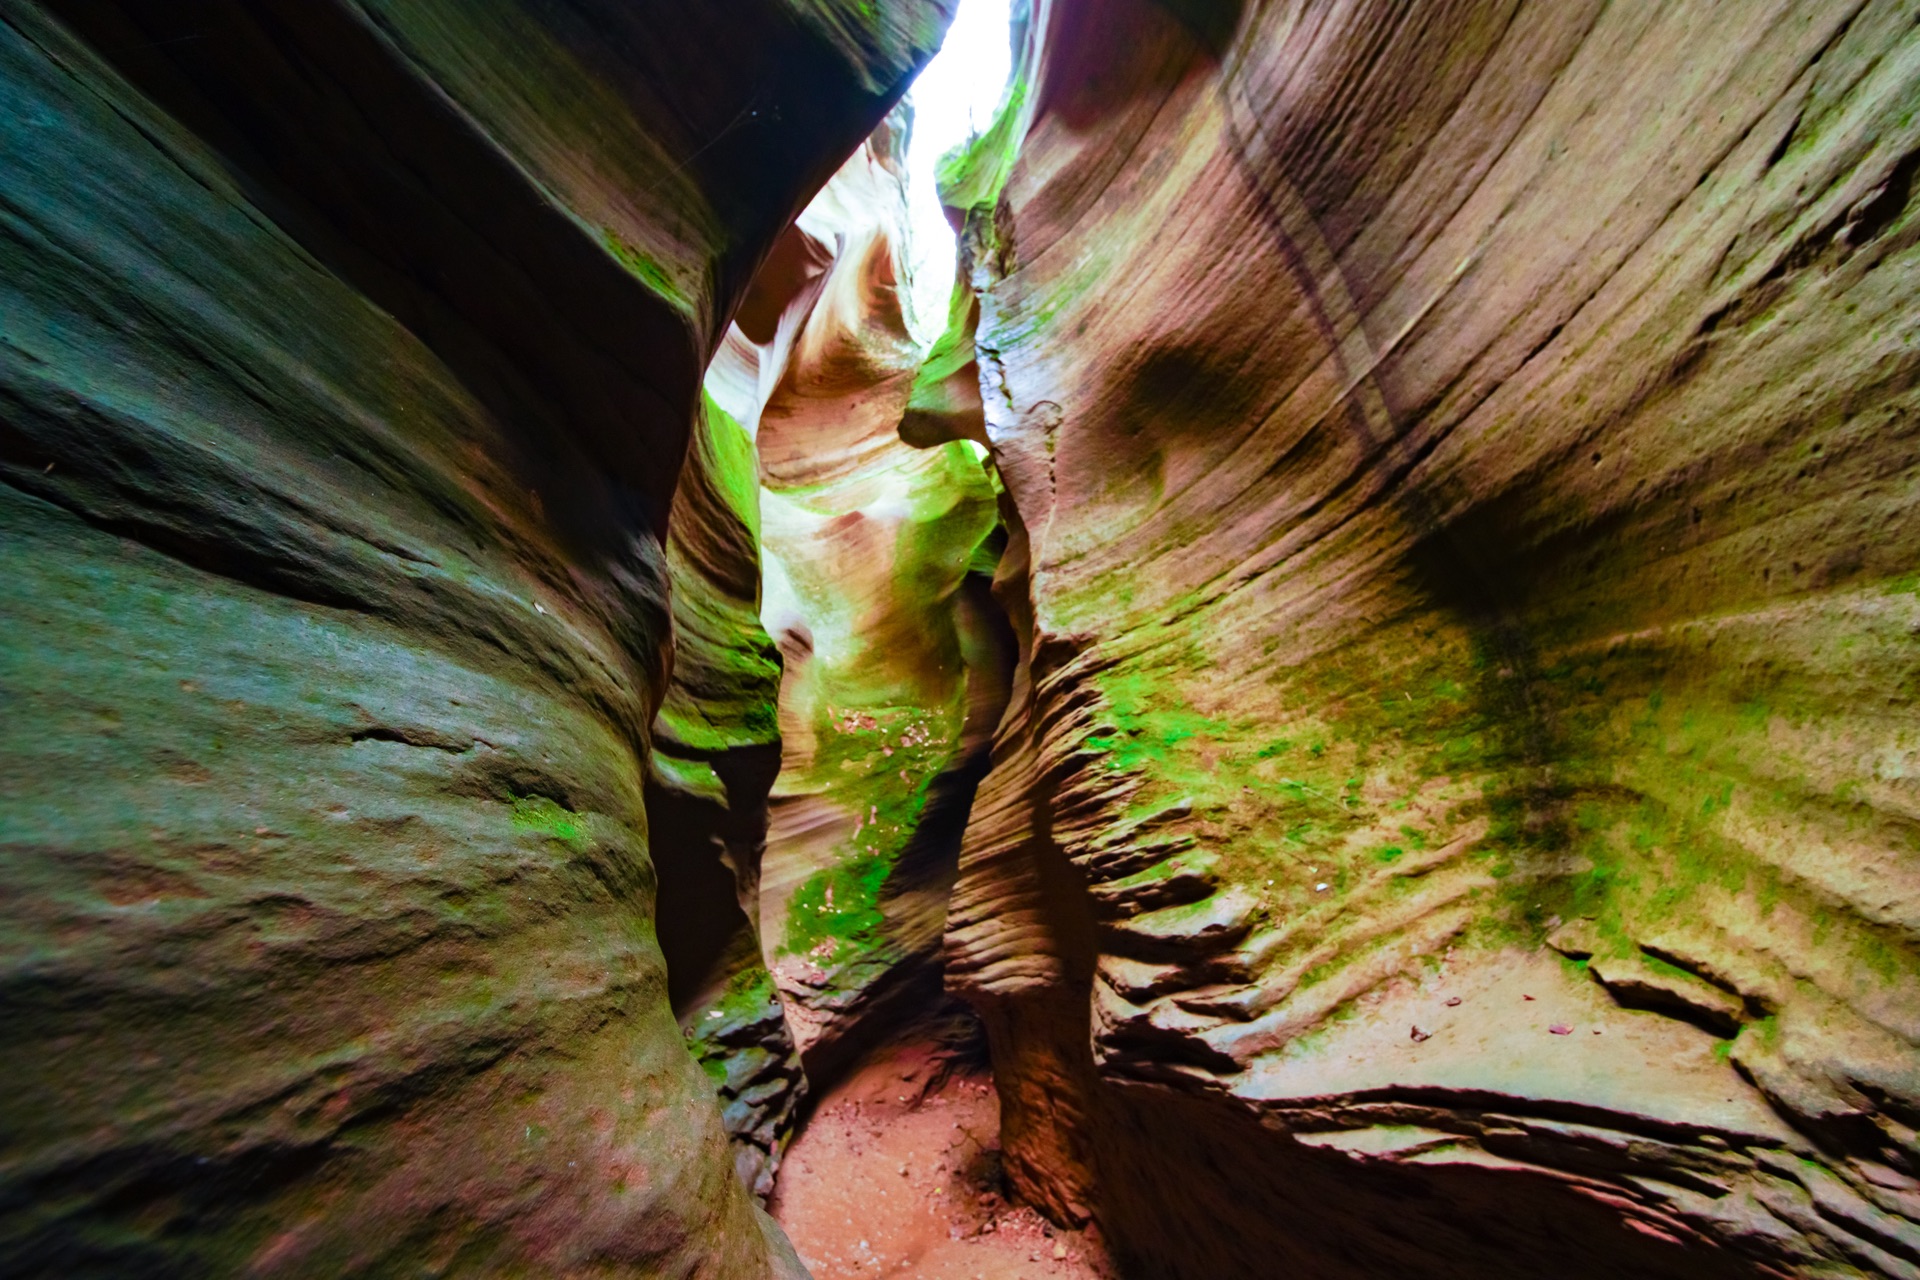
771;1040;1112;1279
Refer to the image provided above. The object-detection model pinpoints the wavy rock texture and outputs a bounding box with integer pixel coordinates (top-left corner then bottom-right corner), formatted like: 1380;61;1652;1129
707;119;1014;1087
647;391;799;1202
939;1;1920;1276
0;0;949;1273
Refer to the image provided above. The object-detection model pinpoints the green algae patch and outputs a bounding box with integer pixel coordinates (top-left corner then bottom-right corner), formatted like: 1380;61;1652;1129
700;393;763;539
778;704;952;965
784;855;894;961
680;961;789;1108
1065;609;1574;984
935;70;1030;219
916;280;979;389
602;229;694;314
889;442;1004;614
712;963;780;1025
903;280;986;440
1087;662;1241;778
685;965;782;1050
654;391;781;756
509;795;588;847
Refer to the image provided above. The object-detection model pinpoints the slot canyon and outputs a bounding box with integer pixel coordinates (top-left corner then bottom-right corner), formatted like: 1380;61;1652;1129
4;0;1920;1276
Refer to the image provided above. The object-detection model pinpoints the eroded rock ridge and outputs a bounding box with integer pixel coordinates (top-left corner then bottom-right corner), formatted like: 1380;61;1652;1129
928;2;1920;1277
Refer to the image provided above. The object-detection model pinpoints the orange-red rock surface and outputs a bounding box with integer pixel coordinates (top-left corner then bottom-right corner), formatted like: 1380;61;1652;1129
707;120;1014;1088
932;1;1920;1276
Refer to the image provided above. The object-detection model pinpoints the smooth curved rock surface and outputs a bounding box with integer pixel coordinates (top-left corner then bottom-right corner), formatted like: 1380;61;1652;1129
0;0;948;1272
648;390;801;1203
939;1;1920;1276
708;117;1013;1085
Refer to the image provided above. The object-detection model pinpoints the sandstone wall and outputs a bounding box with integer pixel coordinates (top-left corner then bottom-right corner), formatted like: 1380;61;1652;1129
648;390;799;1202
0;0;948;1272
708;119;1013;1086
939;1;1920;1275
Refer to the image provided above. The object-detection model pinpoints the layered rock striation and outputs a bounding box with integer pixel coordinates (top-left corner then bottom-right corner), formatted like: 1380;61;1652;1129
647;390;799;1203
0;0;949;1273
936;1;1920;1276
708;118;1013;1086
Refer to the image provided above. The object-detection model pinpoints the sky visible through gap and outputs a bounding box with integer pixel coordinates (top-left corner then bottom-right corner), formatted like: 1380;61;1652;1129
903;0;1014;346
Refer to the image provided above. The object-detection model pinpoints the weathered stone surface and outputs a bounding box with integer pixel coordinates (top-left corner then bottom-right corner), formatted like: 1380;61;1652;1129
709;117;1013;1085
0;0;948;1272
939;0;1920;1275
648;391;801;1203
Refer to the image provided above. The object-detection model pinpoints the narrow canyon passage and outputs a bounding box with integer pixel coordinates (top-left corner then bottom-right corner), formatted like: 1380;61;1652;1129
5;0;1920;1277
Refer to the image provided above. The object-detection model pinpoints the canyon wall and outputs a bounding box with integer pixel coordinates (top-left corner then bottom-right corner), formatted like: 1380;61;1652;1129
708;120;1013;1086
0;0;948;1273
647;389;798;1202
938;1;1920;1276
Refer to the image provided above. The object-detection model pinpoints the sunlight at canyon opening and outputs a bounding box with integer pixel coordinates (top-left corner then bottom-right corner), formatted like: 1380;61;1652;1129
903;0;1014;344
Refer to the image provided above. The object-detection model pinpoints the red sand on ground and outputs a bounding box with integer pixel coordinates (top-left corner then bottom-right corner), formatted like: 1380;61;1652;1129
770;1041;1112;1279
